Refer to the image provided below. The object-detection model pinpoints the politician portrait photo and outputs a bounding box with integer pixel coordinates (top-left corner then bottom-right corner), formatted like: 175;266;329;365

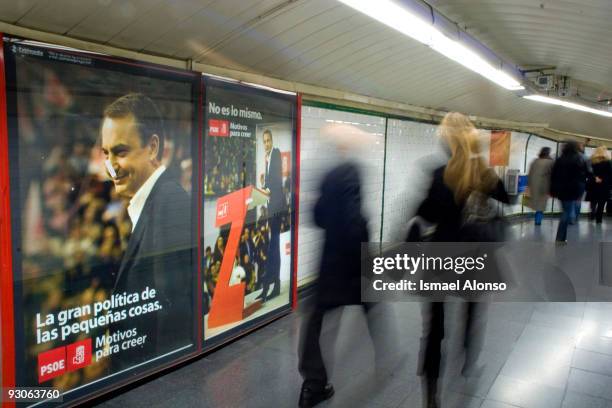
258;128;286;302
9;46;197;391
100;93;195;367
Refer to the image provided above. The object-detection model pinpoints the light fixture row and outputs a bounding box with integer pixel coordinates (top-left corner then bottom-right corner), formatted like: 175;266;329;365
523;95;612;118
337;0;612;118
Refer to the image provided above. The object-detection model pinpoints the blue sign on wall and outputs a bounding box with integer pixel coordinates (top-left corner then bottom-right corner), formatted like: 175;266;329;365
518;175;528;193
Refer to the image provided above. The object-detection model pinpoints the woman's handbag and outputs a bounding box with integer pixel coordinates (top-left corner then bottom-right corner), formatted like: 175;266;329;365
461;190;507;242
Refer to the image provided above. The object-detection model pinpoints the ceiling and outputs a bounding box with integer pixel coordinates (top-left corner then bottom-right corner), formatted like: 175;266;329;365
2;0;612;139
431;0;612;95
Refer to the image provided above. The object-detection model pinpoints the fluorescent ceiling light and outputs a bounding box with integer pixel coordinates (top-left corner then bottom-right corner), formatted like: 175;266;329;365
524;95;612;118
337;0;524;91
429;33;524;91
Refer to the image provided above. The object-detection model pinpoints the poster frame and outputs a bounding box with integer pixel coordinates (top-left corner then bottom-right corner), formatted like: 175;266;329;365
0;32;17;407
200;75;297;351
1;34;203;407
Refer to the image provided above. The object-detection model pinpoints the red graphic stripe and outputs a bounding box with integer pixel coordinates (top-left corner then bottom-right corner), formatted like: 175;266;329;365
0;33;17;407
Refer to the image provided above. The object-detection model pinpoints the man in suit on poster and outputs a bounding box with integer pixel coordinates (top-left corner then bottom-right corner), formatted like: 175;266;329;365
259;129;285;302
101;93;193;368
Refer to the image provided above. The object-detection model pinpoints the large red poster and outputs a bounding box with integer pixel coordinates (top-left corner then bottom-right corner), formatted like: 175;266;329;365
490;130;511;166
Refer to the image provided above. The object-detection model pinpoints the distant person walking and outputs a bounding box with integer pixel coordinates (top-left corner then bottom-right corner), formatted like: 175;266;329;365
573;142;590;222
527;147;554;225
551;141;588;242
587;146;611;224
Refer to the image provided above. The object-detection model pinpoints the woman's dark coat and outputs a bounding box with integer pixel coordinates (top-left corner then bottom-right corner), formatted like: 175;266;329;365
416;166;509;242
551;152;588;201
589;160;612;202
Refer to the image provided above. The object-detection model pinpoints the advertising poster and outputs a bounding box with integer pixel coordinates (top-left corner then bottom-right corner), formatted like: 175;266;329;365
489;130;511;166
4;38;198;404
202;77;295;341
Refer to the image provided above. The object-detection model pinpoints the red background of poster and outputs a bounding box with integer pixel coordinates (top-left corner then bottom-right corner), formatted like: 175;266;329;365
208;187;251;328
0;33;16;404
490;130;511;166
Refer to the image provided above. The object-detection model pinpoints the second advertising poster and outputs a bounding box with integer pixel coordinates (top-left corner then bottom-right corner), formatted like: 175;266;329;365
202;77;296;342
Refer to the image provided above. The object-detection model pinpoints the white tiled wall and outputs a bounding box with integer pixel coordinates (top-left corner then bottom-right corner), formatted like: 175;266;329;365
298;106;385;285
380;122;529;240
585;146;595;156
382;119;444;241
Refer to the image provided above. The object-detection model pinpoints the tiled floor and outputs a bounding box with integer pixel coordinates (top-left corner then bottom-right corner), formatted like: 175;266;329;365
97;218;612;408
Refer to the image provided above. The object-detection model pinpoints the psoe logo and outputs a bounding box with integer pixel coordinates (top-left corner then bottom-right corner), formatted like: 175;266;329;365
38;338;92;383
209;119;229;137
67;338;92;371
217;201;229;219
38;346;66;383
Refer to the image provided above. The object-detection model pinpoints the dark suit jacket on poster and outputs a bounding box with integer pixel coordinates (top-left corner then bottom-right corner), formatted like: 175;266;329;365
239;239;253;264
314;161;369;307
112;170;193;368
265;147;286;216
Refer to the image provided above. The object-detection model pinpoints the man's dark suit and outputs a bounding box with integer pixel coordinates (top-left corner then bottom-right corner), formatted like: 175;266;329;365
112;170;194;368
262;147;285;300
239;236;253;264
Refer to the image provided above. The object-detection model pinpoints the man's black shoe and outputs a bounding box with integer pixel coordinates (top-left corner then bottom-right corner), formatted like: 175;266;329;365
298;383;334;407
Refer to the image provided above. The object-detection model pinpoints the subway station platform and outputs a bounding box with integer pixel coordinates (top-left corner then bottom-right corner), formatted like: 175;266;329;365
1;3;612;406
97;218;612;408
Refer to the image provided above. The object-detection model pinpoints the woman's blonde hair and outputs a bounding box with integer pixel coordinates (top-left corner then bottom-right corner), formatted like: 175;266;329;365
439;112;497;203
591;146;610;164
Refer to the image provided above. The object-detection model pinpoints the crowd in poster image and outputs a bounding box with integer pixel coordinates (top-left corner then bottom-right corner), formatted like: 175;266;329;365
203;136;256;197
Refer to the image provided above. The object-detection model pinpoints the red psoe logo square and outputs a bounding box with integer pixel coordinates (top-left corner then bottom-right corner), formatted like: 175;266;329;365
217;201;229;219
38;346;66;383
67;338;92;371
209;119;229;137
